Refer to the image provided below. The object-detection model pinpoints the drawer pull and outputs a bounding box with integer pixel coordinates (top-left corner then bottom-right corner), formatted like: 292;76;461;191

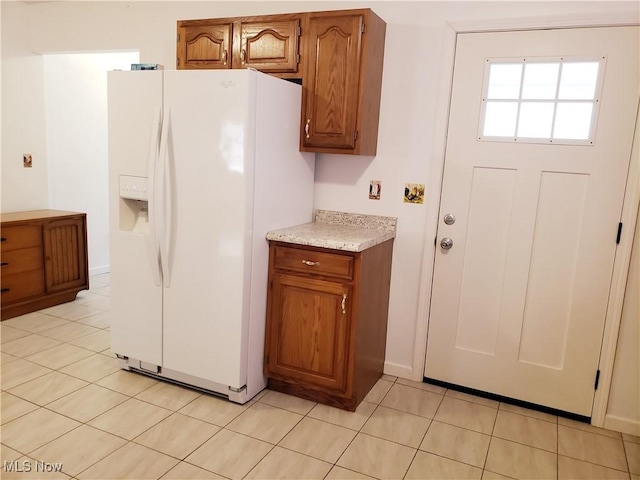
1;288;10;293
0;262;8;267
342;293;347;314
0;238;6;242
301;260;320;266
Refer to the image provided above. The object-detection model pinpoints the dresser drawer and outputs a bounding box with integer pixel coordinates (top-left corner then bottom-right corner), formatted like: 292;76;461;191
1;225;41;252
1;247;43;276
273;245;353;279
1;269;45;303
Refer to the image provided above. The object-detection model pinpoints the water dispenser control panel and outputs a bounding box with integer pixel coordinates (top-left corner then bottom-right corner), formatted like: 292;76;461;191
120;175;149;201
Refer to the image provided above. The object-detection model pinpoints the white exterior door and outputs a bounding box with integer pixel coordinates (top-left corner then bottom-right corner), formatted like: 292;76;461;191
425;27;639;417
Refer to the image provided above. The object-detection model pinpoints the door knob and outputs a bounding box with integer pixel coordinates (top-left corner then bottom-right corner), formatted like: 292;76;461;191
440;237;453;250
443;213;456;225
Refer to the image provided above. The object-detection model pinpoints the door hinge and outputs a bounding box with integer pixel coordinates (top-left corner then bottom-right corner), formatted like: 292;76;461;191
361;22;365;34
594;369;601;390
296;54;300;65
297;26;302;36
177;33;180;43
354;130;359;141
616;223;623;244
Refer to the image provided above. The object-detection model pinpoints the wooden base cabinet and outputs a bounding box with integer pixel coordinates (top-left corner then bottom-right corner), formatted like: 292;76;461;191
1;210;89;320
264;240;393;411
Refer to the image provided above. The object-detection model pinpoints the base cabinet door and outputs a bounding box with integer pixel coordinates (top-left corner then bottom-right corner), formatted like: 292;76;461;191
266;273;351;392
43;217;88;294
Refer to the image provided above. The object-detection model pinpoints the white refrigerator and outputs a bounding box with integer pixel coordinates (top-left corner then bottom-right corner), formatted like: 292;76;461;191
107;69;315;403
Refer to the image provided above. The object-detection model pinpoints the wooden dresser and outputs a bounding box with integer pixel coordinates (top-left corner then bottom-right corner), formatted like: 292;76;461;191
1;210;89;320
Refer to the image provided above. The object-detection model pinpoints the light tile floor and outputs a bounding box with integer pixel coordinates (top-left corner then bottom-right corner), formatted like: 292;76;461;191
1;273;639;479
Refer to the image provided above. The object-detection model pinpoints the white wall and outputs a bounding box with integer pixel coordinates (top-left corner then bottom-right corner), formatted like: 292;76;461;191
2;1;638;424
1;2;49;212
43;52;139;275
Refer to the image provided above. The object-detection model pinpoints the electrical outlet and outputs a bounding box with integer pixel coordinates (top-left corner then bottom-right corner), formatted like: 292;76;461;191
23;154;33;168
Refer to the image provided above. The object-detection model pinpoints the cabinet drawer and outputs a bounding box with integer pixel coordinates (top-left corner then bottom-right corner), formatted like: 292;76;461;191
1;225;41;252
1;269;45;303
273;246;353;279
1;247;43;275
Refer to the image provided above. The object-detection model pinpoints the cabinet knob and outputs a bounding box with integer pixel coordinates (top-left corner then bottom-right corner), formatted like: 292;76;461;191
301;259;319;266
305;119;311;139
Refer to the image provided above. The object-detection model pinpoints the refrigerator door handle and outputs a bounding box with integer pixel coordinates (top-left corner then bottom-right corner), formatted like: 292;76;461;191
147;106;162;287
158;107;172;288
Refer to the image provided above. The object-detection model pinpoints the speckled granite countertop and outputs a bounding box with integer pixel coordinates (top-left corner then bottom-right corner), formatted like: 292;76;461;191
266;210;397;252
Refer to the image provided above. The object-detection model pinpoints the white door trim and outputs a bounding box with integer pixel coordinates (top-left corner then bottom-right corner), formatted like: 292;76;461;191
592;104;640;427
413;11;640;428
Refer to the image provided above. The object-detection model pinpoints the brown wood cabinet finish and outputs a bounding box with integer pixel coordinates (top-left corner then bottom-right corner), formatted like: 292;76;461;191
177;15;301;76
264;240;393;411
177;9;386;155
300;9;386;155
177;22;233;69
1;210;89;320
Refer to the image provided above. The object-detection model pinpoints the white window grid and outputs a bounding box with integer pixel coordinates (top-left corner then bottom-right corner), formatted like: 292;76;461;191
477;56;607;146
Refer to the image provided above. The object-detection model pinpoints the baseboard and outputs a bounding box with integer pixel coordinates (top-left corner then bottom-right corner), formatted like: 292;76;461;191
383;361;413;380
89;265;110;276
604;414;640;436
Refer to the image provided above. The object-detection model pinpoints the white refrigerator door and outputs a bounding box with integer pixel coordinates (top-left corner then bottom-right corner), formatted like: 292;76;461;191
107;71;163;365
161;70;254;388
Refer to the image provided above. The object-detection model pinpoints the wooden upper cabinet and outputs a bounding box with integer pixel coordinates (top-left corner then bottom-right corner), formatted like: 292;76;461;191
177;9;387;155
239;19;300;73
177;22;233;69
302;14;362;152
177;16;301;75
301;10;386;155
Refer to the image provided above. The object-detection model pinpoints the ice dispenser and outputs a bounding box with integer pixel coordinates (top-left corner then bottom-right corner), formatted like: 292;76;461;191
119;175;149;233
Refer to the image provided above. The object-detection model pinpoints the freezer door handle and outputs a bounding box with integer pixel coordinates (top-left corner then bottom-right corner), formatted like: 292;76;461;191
147;106;162;286
158;107;172;288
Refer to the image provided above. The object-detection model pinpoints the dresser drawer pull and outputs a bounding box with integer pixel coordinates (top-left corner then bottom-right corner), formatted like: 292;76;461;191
301;260;320;266
1;288;10;293
0;238;6;242
0;262;8;267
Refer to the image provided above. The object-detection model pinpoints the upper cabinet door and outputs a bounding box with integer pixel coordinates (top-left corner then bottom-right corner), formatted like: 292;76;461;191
177;22;233;69
302;14;363;151
239;19;301;73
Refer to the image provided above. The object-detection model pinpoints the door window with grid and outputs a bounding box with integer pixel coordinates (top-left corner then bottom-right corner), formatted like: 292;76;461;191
478;57;605;144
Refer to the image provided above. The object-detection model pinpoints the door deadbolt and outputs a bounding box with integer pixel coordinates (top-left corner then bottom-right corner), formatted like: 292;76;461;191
443;213;456;225
440;237;453;250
